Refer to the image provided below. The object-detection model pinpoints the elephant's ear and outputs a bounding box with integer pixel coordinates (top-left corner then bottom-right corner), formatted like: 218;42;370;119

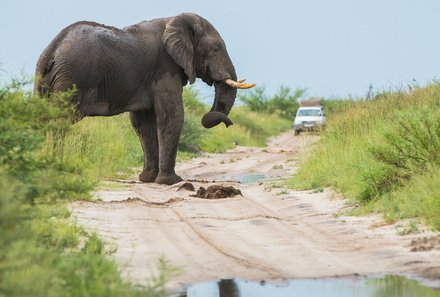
162;13;202;84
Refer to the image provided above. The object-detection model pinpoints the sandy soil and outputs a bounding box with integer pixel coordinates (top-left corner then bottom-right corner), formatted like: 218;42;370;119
71;131;440;289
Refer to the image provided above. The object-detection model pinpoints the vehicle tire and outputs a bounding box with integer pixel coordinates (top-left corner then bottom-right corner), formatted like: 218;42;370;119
294;129;300;136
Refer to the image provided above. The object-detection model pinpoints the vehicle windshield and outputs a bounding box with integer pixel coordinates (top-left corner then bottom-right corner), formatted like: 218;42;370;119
297;109;322;116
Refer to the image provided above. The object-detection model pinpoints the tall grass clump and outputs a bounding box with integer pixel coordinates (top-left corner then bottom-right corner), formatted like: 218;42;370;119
61;115;143;178
373;168;440;229
0;80;174;296
290;83;440;229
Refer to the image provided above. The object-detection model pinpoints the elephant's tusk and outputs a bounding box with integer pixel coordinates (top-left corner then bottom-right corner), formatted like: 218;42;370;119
224;78;256;89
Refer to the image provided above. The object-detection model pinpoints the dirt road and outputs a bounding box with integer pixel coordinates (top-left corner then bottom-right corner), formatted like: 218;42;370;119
71;131;440;289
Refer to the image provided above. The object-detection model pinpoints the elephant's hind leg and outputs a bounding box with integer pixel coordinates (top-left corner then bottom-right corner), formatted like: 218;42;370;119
129;109;159;182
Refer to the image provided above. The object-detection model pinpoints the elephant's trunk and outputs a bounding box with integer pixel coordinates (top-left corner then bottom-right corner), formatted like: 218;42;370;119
201;68;238;129
201;82;237;129
201;78;256;128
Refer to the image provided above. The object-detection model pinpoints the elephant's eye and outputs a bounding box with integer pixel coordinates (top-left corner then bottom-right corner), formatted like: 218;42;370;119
210;45;220;55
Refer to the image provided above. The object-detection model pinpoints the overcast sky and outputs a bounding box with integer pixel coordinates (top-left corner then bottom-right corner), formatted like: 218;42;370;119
1;0;440;99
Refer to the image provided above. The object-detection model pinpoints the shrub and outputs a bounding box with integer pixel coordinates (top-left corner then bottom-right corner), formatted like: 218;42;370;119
267;86;303;119
0;81;172;296
0;84;94;202
370;106;440;179
238;86;269;113
239;85;305;119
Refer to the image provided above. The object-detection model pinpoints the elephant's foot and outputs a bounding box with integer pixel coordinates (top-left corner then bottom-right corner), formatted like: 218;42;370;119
155;173;183;185
139;170;158;183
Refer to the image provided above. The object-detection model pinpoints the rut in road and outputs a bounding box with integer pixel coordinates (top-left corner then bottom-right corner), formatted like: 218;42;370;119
71;131;440;289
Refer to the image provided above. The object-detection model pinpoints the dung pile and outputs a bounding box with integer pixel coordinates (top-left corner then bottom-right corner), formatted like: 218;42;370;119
191;185;242;199
409;236;440;252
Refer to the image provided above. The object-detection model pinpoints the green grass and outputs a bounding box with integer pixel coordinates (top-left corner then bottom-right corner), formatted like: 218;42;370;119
371;167;440;230
289;84;440;230
62;115;143;178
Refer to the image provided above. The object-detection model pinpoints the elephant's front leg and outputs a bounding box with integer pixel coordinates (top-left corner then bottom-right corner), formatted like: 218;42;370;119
130;109;159;182
154;87;184;185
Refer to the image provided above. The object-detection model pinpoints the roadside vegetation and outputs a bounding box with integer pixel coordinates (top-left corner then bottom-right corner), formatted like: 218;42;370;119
290;83;440;230
238;85;304;120
0;79;178;296
0;78;293;296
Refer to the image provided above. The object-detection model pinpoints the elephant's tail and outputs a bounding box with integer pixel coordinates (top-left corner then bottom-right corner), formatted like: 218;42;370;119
34;54;55;96
34;33;64;96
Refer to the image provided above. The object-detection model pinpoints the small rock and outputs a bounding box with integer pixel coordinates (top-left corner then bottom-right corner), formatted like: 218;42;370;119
177;182;196;192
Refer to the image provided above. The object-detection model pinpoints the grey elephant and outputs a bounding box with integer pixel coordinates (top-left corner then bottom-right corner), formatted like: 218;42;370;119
34;13;254;185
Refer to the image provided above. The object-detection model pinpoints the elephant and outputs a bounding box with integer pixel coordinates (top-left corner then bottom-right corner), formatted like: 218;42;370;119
34;13;255;185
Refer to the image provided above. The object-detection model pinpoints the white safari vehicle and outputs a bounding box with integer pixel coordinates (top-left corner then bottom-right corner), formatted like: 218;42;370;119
292;100;326;135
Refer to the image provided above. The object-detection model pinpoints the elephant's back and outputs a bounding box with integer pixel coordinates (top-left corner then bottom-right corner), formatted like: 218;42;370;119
62;22;128;50
51;22;146;89
54;23;135;67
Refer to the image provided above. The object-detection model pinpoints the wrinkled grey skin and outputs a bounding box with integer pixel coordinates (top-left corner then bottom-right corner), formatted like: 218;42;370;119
34;13;238;185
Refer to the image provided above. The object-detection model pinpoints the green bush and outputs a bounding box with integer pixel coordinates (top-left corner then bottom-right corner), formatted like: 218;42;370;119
0;84;94;201
0;81;172;296
371;106;440;178
238;86;269;113
239;85;304;119
358;106;440;200
267;86;303;119
0;158;158;297
0;166;174;297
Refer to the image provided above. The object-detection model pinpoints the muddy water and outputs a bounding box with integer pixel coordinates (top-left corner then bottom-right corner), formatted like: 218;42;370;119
212;174;266;184
176;276;440;297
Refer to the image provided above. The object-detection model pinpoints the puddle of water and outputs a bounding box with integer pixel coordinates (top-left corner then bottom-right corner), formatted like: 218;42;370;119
175;276;440;297
213;174;266;184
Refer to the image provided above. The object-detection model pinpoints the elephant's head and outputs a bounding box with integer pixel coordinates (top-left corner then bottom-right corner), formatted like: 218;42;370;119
163;13;255;128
